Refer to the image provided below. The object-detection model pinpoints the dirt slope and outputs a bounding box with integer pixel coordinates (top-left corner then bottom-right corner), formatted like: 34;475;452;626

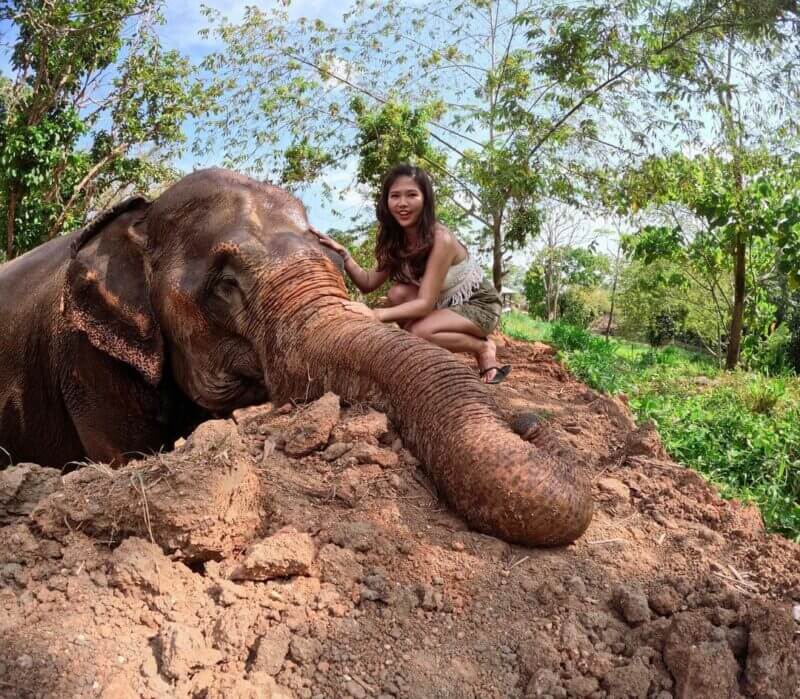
1;337;798;699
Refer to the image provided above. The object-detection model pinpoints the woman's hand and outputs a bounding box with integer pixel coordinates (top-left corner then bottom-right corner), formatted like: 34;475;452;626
309;225;348;258
342;301;378;321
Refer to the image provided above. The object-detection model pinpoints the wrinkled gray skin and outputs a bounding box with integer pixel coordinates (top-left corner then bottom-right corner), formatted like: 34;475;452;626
0;169;593;546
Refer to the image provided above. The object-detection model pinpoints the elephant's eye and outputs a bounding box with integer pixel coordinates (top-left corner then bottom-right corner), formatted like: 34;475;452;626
215;274;239;296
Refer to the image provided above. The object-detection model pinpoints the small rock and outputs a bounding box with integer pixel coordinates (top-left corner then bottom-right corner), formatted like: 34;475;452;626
347;443;399;469
317;544;364;585
249;626;291;675
360;570;394;604
597;478;630;500
158;623;223;680
321;442;353;461
283;393;341;457
415;583;443;611
326;521;385;553
344;680;367;698
663;613;740;699
229;530;315;581
232;402;273;427
387;473;403;490
331;409;388;445
290;636;323;665
566;575;587;596
17;655;33;669
602;660;651;699
614;586;651;626
649;585;681;617
212;604;258;654
565;675;599;697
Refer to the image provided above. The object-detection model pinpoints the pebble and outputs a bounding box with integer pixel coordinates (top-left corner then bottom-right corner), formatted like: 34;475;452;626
17;655;33;669
344;680;366;698
451;541;465;552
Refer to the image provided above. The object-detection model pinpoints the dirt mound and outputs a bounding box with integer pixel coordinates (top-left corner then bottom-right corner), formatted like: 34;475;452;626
1;337;798;698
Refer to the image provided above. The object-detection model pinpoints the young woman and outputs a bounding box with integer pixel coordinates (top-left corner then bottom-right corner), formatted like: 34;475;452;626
312;164;511;384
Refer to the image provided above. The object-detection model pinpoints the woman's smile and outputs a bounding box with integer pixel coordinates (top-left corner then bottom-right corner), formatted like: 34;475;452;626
388;175;424;229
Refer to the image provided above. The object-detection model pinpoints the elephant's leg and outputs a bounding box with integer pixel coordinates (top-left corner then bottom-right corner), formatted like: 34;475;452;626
61;340;167;465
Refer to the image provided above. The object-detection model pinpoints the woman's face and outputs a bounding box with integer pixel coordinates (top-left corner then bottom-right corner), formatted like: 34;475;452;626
387;176;424;231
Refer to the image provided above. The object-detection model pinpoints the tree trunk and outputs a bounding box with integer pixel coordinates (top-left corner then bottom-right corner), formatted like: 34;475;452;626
492;217;503;292
5;186;18;260
257;251;593;546
606;242;622;338
725;233;746;369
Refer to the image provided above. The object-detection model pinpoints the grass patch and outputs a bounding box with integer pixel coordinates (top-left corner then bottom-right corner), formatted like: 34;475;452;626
502;312;800;540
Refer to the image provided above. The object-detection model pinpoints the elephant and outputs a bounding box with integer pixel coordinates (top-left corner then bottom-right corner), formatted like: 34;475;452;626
0;168;592;546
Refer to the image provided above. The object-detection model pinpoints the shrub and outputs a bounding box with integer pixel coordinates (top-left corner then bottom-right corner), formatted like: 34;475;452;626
741;324;794;376
646;311;677;348
558;289;593;328
549;321;593;351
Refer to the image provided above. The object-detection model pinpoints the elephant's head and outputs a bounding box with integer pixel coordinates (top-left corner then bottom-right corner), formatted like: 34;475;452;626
63;168;593;547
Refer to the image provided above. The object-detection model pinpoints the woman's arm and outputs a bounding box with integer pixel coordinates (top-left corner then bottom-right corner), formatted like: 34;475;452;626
376;227;454;323
310;226;389;293
343;255;391;294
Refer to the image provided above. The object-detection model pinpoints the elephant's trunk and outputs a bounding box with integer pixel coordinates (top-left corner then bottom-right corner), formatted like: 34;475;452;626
255;251;592;546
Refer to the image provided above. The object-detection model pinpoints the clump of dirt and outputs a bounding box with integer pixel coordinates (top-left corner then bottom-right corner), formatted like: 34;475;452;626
1;337;798;698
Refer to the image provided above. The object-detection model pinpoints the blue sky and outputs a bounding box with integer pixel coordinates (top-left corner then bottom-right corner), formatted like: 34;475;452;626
159;0;370;231
0;1;372;234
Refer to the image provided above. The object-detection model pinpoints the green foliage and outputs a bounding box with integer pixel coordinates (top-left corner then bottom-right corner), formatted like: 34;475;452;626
645;311;677;349
558;288;593;328
327;225;389;307
524;245;611;322
505;314;800;539
636;379;800;538
740;325;795;377
352;99;447;192
523;266;546;318
0;0;210;257
499;311;550;343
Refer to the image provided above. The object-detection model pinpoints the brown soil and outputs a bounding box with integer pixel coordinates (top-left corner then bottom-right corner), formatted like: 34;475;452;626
1;337;798;699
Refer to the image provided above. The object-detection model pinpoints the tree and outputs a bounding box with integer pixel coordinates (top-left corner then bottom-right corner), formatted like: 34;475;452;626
524;244;610;324
615;152;800;368
521;202;608;322
201;0;799;291
0;0;211;258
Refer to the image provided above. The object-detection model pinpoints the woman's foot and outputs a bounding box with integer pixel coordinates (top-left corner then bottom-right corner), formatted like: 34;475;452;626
477;339;498;383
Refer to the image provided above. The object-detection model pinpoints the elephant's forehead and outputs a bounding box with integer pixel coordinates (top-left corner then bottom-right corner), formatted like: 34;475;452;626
248;187;309;233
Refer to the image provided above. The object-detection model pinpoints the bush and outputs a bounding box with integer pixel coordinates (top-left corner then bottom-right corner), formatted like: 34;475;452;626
558;289;593;328
637;383;800;538
636;345;682;369
646;311;677;348
549;321;593;351
741;324;794;376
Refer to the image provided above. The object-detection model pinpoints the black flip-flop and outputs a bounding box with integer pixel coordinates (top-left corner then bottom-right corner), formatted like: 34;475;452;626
479;364;512;385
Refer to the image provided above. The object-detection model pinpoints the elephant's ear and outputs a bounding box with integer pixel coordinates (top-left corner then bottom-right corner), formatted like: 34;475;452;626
62;197;163;386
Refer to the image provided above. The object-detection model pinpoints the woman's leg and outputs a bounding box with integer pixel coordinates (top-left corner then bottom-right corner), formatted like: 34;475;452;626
407;309;501;383
386;283;418;306
386;283;418;330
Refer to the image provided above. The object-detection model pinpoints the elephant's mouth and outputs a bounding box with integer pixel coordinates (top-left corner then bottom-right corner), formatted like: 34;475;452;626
195;373;268;414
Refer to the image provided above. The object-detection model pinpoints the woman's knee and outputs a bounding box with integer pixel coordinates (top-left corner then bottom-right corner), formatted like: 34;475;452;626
387;283;417;306
408;319;433;340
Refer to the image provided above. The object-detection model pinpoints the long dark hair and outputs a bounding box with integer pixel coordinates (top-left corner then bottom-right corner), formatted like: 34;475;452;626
375;164;437;282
